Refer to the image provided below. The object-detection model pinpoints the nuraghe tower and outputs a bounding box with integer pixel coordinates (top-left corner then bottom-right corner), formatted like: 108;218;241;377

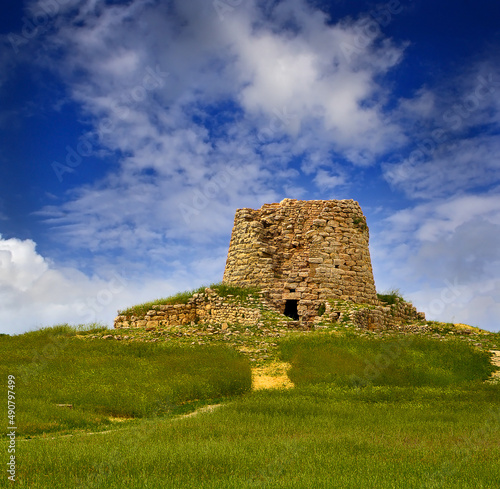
114;198;425;330
223;198;379;323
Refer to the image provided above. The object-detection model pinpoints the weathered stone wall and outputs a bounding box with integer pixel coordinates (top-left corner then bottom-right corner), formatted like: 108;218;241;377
223;198;378;322
114;288;300;330
114;294;425;331
317;300;426;331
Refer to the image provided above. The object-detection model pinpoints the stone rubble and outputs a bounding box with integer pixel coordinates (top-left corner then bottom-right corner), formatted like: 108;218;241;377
316;299;425;331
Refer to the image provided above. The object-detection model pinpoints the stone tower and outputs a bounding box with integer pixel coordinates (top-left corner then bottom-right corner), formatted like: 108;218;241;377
222;198;378;322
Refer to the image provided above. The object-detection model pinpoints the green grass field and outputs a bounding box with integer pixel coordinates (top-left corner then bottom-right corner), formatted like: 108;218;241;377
2;324;499;488
0;325;251;437
280;333;496;387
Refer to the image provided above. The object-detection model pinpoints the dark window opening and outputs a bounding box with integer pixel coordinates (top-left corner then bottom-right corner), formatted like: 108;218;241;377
289;288;295;292
284;300;299;320
334;265;339;269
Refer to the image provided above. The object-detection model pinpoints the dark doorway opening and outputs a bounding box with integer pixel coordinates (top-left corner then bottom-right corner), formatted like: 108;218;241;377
284;300;299;320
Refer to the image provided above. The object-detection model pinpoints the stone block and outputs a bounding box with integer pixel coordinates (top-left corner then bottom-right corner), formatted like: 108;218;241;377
308;257;323;264
282;292;301;300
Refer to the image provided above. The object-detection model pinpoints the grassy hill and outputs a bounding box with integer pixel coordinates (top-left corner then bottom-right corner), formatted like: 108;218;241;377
2;289;500;488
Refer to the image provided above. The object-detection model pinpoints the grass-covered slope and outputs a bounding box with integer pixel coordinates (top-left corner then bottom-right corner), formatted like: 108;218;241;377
15;385;500;489
3;321;500;488
0;325;251;436
280;332;496;387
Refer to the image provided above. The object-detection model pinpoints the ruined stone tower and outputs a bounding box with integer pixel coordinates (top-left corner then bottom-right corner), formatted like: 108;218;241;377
223;199;379;322
114;197;425;331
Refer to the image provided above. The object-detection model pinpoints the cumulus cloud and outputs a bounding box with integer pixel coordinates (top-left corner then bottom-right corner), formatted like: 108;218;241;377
0;235;224;335
314;169;346;191
0;235;125;334
0;237;48;292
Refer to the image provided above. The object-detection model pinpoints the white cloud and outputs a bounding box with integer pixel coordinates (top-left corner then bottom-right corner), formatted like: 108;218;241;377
0;235;224;335
314;169;345;191
0;235;123;334
385;61;500;198
232;3;407;161
370;193;500;331
384;135;500;198
0;237;48;292
383;192;500;242
397;88;436;119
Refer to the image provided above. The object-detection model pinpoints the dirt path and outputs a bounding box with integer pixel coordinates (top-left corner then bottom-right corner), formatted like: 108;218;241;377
179;404;223;419
22;366;296;443
490;350;500;381
20;403;225;442
251;361;294;390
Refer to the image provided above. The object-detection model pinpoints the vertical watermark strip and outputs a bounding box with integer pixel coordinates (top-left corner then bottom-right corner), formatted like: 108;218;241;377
6;375;16;483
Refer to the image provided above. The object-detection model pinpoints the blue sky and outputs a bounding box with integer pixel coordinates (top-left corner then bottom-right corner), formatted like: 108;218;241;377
1;0;499;334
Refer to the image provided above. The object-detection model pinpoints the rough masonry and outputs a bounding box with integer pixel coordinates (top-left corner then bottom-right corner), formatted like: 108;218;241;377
222;198;379;322
114;288;302;331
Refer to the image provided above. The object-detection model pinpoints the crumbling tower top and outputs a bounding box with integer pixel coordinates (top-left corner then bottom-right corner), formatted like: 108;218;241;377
222;198;378;322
